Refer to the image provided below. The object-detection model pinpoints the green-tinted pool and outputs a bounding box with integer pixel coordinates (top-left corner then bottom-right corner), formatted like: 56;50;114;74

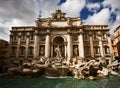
0;76;120;88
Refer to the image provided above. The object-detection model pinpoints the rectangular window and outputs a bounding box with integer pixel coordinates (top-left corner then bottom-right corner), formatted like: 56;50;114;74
84;34;88;40
21;34;26;40
11;47;16;55
14;34;17;40
29;47;33;55
20;47;25;55
30;34;34;40
93;34;97;40
84;46;90;54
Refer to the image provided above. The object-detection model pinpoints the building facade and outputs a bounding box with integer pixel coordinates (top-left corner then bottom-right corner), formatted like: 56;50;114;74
112;26;120;57
9;10;112;65
0;39;9;73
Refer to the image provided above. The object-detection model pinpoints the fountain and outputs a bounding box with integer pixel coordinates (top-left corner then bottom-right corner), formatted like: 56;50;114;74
4;49;120;79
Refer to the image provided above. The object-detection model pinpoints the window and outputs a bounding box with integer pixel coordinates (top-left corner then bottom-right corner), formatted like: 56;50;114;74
14;34;17;40
84;34;89;40
94;46;100;54
21;34;26;40
93;34;97;40
11;47;16;55
84;46;90;54
104;46;109;54
30;34;34;40
29;47;33;55
20;46;25;55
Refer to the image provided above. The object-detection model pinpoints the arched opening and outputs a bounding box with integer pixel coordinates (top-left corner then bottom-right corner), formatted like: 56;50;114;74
53;36;64;44
52;36;65;57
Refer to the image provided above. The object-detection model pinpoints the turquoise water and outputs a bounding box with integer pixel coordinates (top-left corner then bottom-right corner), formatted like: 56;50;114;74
0;76;120;88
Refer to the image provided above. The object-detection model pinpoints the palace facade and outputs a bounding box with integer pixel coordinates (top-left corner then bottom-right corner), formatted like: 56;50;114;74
112;26;120;57
9;10;112;65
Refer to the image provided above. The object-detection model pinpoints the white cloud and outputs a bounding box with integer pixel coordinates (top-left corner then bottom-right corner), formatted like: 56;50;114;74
102;0;120;35
102;0;120;12
0;0;120;41
86;3;101;13
60;0;86;17
109;11;120;34
84;8;110;25
0;0;37;41
35;0;59;18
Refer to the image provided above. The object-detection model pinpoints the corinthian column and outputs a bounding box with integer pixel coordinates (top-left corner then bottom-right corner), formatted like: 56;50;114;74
25;32;30;58
34;30;39;59
45;30;50;58
67;29;72;61
107;32;113;65
98;32;104;57
107;32;112;54
16;33;21;59
78;29;84;59
89;32;94;57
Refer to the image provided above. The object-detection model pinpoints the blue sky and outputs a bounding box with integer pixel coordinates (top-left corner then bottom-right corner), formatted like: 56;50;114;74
0;0;120;41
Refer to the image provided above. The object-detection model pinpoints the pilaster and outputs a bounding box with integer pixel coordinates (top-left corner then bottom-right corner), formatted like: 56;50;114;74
45;29;50;58
78;29;84;59
25;32;30;58
16;33;21;59
67;29;72;61
89;32;94;57
34;30;39;59
98;32;104;57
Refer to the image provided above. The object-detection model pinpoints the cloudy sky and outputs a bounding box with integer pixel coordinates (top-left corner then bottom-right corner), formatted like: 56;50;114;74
0;0;120;41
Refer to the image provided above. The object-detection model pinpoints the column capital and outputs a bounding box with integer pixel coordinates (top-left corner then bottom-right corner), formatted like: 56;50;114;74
106;31;110;36
79;29;84;34
88;31;92;36
26;32;30;38
67;29;71;35
34;29;39;35
97;31;102;37
46;29;50;35
18;32;21;38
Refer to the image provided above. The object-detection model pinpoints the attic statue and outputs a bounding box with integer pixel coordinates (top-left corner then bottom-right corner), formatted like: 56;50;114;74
51;9;66;21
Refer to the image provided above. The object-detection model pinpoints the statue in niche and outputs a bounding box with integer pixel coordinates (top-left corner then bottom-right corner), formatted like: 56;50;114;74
55;45;62;58
73;46;78;56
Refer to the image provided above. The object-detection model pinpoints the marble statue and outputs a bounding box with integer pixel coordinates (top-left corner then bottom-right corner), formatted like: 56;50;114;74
55;45;62;58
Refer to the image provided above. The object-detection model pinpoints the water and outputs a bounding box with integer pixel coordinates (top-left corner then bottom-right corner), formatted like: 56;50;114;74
0;76;120;88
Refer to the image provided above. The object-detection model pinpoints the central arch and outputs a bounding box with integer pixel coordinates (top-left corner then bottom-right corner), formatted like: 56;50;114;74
51;36;66;57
